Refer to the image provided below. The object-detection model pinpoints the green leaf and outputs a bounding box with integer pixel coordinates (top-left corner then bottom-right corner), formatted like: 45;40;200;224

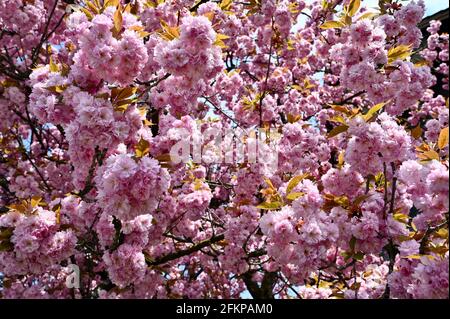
352;194;371;206
158;20;180;41
49;57;59;73
214;33;230;49
358;11;378;20
320;20;346;29
417;149;440;162
354;251;364;261
256;201;282;210
286;174;308;195
435;228;448;239
113;5;123;36
264;178;275;190
327;125;349;138
342;14;352;26
347;0;361;16
403;254;434;260
135;138;150;159
85;1;100;14
286;192;305;201
111;87;138;112
342;251;352;261
220;0;233;11
438;126;449;150
337;150;345;168
387;44;412;64
111;86;137;101
104;0;120;8
393;212;409;224
46;85;68;93
330;115;347;125
363;102;386;121
80;7;94;20
411;125;423;139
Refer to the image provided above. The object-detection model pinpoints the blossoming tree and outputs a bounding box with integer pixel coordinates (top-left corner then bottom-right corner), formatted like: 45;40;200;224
0;0;448;299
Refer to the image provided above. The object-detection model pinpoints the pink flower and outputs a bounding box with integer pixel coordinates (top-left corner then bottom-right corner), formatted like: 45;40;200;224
103;244;147;288
350;20;373;45
399;240;420;257
180;16;216;49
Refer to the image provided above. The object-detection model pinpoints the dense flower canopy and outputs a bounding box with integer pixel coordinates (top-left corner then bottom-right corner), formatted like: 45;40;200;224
0;0;448;299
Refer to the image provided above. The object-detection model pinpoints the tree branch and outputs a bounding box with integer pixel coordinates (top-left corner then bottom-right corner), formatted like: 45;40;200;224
147;233;225;266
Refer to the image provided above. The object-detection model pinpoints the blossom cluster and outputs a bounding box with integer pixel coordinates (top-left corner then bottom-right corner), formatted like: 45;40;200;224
0;207;76;276
95;154;170;221
0;0;448;300
330;1;435;115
